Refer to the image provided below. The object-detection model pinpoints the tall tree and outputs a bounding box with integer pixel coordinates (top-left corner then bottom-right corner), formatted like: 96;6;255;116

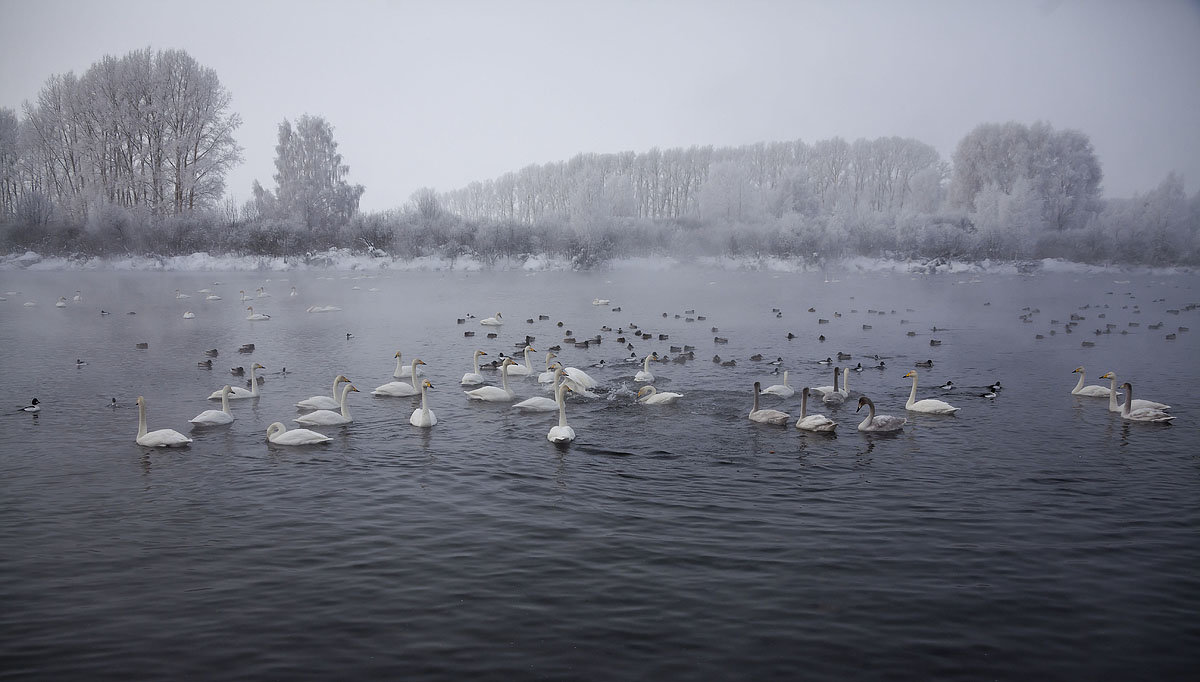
255;114;364;229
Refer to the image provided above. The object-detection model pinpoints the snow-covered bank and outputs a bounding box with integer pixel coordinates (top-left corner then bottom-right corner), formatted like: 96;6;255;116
1;248;1194;277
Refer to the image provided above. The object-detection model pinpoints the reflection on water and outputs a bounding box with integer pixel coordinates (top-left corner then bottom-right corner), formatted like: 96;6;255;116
0;267;1197;680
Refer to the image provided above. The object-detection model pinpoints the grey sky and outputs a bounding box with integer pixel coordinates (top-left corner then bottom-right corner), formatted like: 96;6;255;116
2;0;1198;212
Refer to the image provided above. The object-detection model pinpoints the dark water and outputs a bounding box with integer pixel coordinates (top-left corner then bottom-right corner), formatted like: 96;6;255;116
1;266;1198;680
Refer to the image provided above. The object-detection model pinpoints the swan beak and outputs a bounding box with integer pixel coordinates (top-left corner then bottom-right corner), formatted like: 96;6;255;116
426;381;435;389
417;359;426;365
394;352;401;358
349;386;360;392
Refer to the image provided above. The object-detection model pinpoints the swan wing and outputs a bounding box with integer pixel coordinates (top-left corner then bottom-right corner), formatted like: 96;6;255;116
138;428;192;447
189;410;233;425
1074;385;1111;397
372;381;418;396
513;397;558;411
294;410;349;425
465;386;515;402
547;425;576;443
908;399;959;414
750;409;791;425
461;372;485;386
296;396;340;410
563;367;597;389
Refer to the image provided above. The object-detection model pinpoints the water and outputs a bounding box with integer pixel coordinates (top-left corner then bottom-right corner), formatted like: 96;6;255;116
1;266;1197;680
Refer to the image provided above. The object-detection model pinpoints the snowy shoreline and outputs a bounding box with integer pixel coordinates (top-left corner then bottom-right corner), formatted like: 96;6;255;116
0;248;1192;277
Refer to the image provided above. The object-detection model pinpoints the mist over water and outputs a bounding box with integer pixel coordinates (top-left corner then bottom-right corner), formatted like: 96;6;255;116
1;266;1197;680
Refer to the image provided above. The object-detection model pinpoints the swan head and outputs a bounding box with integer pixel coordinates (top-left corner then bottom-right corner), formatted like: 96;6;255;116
336;374;350;382
856;396;873;412
423;380;434;389
476;349;487;357
1121;382;1132;392
348;386;360;393
394;351;402;358
903;370;917;378
1099;371;1114;379
524;345;536;352
221;385;233;395
415;359;426;366
1072;366;1084;374
137;396;145;407
266;422;285;437
254;363;265;370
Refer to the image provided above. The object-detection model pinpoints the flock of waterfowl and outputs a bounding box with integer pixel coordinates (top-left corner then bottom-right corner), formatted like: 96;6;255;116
11;274;1189;448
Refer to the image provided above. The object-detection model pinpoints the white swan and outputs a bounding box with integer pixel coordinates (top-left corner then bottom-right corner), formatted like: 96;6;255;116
205;293;221;301
462;350;488;385
209;363;264;399
267;422;331;445
306;305;342;313
822;368;846;407
759;370;795;398
536;352;559;384
637;385;683;405
410;380;437;427
256;287;270;298
239;290;250;302
795;387;837;432
290;286;297;297
547;382;576;443
749;381;790;425
562;363;597;389
514;367;563;411
1100;372;1170;412
1117;382;1174;423
136;396;193;447
190;386;235;426
480;312;503;326
856;396;907;432
391;351;424;378
811;367;850;396
245;306;270;321
55;296;68;308
297;374;351;410
465;358;518;402
634;353;656;383
175;289;189;299
592;298;610;305
903;370;960;414
1071;366;1111;397
373;359;424;397
295;383;358;426
182;311;195;319
506;346;537;377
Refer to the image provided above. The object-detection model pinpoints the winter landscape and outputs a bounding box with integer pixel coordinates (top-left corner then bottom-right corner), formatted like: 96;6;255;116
1;2;1198;681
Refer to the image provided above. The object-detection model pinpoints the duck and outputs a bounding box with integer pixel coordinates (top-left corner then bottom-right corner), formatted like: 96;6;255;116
297;374;352;410
20;398;41;413
373;359;424;397
1099;372;1170;412
197;359;212;369
480;312;503;326
461;350;489;386
634;353;657;383
547;383;576;444
817;357;832;365
903;370;959;414
939;380;954;390
266;422;331;445
209;363;264;399
749;382;791;425
914;360;933;368
1117;382;1174;423
759;370;795;398
410;381;437;427
245;306;270;320
856;396;907;432
637;385;684;405
852;363;864;372
795;387;837;432
189;386;236;426
1070;367;1110;397
135;396;193;447
465;358;518;402
295;384;358;426
76;359;87;367
988;381;1002;392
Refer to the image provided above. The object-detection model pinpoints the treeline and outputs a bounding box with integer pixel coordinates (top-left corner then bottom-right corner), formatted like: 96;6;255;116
2;47;1198;267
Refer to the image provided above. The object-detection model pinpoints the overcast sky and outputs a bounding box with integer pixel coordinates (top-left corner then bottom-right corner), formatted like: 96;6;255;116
2;0;1198;212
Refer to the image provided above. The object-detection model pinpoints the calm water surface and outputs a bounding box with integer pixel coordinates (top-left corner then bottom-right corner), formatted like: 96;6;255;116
1;266;1198;680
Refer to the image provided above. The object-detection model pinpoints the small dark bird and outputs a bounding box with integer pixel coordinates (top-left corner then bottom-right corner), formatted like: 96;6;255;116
915;360;933;368
204;349;219;357
231;366;245;376
930;339;942;346
939;380;953;390
100;310;110;315
76;359;86;367
109;398;118;409
197;359;212;368
135;342;148;349
818;357;831;365
979;391;997;399
346;332;354;340
853;363;863;372
21;398;41;413
464;331;475;337
750;354;763;361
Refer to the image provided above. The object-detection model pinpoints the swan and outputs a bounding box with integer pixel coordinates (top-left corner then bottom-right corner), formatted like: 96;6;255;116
637;385;683;405
592;298;610;305
410;381;437;427
822;369;846;407
190;386;235;426
462;350;489;385
465;358;518;402
749;381;791;425
295;383;358;426
290;286;297;297
760;370;795;398
306;305;341;313
373;359;424;397
634;353;656;383
245;306;271;321
1099;372;1170;412
1118;382;1174;423
506;346;537;377
135;396;193;447
266;422;331;445
547;382;576;443
182;311;195;319
903;370;960;414
856;396;907;432
514;368;563;411
205;294;221;301
175;289;189;299
812;366;849;396
209;363;264;399
55;297;68;308
1070;367;1110;397
256;287;270;298
563;364;598;390
536;352;559;384
297;374;351;410
795;387;837;432
480;312;503;326
390;351;425;378
239;290;250;301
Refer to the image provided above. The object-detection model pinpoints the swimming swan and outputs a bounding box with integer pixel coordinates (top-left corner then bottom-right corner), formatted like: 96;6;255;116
209;363;264;399
856;396;907;432
245;306;270;321
822;368;846;407
1070;367;1110;397
760;370;795;398
410;380;437;427
547;382;576;443
136;396;193;447
506;346;537;377
295;384;358;426
637;385;683;405
536;352;559;384
480;312;503;326
749;381;791;425
373;359;424;397
190;385;235;426
563;364;598;390
811;366;850;396
462;350;488;386
1099;372;1170;412
465;358;518;402
514;367;563;411
266;422;331;445
1118;382;1174;423
903;370;960;414
634;354;656;383
795;387;837;432
391;351;424;378
297;374;351;410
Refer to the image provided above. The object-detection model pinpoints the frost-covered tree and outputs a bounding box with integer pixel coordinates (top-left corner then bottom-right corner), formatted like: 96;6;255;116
254;114;364;230
0;107;18;218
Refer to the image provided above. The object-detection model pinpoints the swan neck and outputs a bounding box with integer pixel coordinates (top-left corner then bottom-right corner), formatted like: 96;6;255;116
221;390;231;414
501;363;510;391
842;367;849;392
1074;372;1085;392
556;384;568;427
752;387;760;413
473;353;481;374
250;365;259;397
643;355;651;372
339;383;353;418
394;355;403;379
332;375;343;398
420;383;429;413
1122;384;1133;415
137;400;147;438
907;374;918;406
800;389;808;418
410;360;420;389
782;370;789;387
1107;377;1118;410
